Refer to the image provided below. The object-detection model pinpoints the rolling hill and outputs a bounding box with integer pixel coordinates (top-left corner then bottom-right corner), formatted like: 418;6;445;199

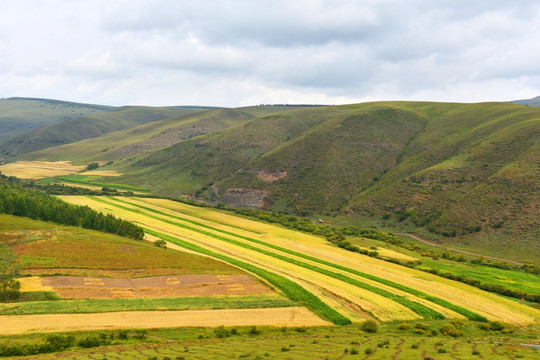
0;97;113;146
0;105;210;159
4;100;539;259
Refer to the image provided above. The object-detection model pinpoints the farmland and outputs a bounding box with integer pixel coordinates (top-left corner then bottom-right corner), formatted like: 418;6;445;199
59;195;540;326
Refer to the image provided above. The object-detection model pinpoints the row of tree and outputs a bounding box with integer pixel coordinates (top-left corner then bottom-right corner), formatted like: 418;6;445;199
0;184;144;240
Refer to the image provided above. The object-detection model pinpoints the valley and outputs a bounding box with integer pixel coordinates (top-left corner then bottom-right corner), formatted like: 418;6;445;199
0;98;538;359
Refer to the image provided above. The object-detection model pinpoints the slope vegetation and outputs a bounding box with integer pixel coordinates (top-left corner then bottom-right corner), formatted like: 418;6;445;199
1;106;211;159
0;98;113;151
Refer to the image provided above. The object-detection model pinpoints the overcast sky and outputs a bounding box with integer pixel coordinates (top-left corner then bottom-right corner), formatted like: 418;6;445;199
1;0;539;107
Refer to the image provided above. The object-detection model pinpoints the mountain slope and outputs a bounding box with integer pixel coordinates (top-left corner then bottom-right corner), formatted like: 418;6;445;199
1;106;208;159
15;108;256;164
0;97;113;147
512;95;540;107
115;101;538;254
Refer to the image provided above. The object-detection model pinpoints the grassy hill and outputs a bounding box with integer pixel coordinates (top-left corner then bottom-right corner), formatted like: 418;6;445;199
9;100;540;259
0;98;113;147
109;101;539;257
1;105;209;160
16;108;256;164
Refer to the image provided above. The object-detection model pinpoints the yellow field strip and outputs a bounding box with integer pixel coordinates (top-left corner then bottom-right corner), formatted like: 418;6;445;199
0;161;84;179
126;197;540;325
60;196;540;325
0;307;329;335
62;196;416;322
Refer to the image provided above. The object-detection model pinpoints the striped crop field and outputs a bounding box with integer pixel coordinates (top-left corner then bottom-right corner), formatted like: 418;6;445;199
60;195;540;325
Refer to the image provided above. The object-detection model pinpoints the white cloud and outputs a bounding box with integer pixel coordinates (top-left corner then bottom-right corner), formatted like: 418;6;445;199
0;0;538;106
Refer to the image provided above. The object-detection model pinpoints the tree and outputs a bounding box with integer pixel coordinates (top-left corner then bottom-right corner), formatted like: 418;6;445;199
0;266;21;302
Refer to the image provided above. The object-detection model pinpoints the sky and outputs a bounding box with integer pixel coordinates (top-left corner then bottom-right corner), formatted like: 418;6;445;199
0;0;539;107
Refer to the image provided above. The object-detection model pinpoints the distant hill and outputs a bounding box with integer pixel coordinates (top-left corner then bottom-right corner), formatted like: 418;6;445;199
511;95;540;107
0;97;114;144
0;105;210;160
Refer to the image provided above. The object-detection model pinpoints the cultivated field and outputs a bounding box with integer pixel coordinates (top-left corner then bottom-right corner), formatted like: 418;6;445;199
60;195;540;326
0;307;327;335
0;161;84;179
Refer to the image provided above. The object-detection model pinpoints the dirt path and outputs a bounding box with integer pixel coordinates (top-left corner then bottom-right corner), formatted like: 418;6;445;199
0;307;329;335
396;233;524;266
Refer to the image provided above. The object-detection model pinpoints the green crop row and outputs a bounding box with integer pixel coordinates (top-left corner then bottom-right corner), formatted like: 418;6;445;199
144;229;351;325
0;295;293;315
96;197;448;320
104;196;491;321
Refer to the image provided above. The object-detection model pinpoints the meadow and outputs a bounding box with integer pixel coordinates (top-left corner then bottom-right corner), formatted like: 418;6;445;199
0;321;538;359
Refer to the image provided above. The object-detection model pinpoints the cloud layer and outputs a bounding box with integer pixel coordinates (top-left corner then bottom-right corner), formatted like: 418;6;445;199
1;0;539;106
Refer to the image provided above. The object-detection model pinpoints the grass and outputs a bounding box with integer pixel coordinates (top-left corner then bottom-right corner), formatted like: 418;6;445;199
0;295;293;315
0;214;243;277
0;321;538;359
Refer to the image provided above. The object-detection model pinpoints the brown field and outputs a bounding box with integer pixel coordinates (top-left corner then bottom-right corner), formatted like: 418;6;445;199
0;307;329;335
35;274;273;299
0;161;84;179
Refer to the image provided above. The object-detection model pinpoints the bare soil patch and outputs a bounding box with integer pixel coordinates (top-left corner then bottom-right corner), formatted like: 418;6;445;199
40;274;273;299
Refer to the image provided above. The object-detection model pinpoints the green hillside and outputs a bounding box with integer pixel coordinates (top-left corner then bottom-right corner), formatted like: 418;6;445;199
16;108;256;164
1;105;208;160
0;98;113;146
109;101;539;258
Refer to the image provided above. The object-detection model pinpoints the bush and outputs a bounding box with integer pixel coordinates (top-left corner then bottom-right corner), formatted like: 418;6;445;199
439;323;463;337
87;162;99;170
153;239;167;248
364;347;373;354
361;320;379;333
415;322;430;330
213;326;231;338
398;323;410;330
489;321;505;331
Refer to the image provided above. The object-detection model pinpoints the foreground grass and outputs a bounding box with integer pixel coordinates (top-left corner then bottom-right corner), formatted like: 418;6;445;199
1;321;538;359
0;295;293;315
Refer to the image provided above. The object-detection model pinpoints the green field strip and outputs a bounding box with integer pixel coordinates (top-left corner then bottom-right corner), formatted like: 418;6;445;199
143;228;351;325
102;196;488;321
131;197;262;234
110;196;261;235
0;295;293;315
92;196;444;320
56;176;149;192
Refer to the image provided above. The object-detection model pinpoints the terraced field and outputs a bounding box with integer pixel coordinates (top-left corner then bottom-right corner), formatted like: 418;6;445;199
60;196;540;326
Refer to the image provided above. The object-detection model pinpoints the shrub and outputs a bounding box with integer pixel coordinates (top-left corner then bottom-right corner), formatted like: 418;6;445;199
415;323;430;330
438;348;447;353
87;162;99;170
350;348;359;354
361;320;379;333
134;329;147;339
398;323;410;330
439;324;463;337
489;321;505;331
213;326;231;338
364;347;373;354
249;326;260;335
153;239;167;248
117;329;129;340
472;350;481;355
